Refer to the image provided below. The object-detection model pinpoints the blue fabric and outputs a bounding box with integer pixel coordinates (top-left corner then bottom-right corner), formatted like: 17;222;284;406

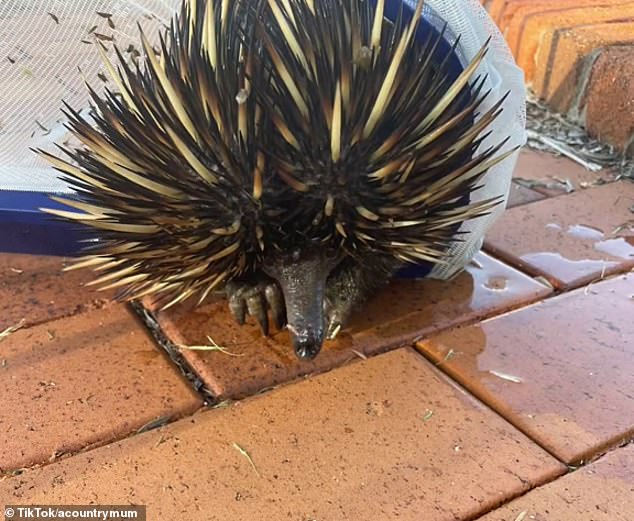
0;191;86;255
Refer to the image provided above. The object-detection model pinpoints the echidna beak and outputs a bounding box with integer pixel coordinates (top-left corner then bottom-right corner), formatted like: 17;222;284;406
288;324;324;360
263;247;340;361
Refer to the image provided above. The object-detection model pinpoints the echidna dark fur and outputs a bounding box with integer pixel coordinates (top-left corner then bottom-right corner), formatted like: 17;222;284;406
37;0;514;360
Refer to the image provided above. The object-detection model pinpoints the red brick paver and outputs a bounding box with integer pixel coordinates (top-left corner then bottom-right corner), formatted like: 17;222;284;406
507;182;546;208
498;3;634;81
0;349;565;520
151;252;551;400
0;253;115;331
477;444;634;521
488;0;630;32
585;45;634;154
513;149;615;197
485;181;634;290
417;273;634;464
485;1;634;156
534;22;634;116
0;305;202;474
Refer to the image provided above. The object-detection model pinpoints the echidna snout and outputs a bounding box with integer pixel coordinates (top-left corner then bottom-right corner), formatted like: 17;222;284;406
263;247;343;360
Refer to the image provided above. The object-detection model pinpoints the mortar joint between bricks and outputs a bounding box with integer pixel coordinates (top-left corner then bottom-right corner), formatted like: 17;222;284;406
129;301;218;405
568;47;604;124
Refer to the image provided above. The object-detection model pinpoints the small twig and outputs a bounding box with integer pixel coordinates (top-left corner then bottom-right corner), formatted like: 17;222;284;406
526;130;603;172
136;415;171;434
93;32;115;42
515;176;574;193
351;349;367;360
154;434;170;447
0;319;26;342
437;349;457;365
551;176;575;193
611;220;634;235
329;323;342;339
178;336;244;356
488;370;523;384
233;443;260;477
534;276;554;290
585;264;609;295
212;399;234;409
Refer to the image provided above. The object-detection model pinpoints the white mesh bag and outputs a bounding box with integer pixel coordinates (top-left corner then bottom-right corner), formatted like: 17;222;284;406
422;0;526;279
0;0;180;193
0;0;525;273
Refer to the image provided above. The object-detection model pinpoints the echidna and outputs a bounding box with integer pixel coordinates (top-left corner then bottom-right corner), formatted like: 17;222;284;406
36;0;515;360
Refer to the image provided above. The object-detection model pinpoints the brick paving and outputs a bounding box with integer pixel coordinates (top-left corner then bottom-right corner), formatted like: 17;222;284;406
1;149;631;518
585;45;634;154
484;180;634;290
417;273;634;465
0;306;202;473
151;252;551;400
0;350;565;520
487;0;634;156
0;253;116;331
1;0;633;517
476;444;634;521
513;148;616;198
506;181;545;208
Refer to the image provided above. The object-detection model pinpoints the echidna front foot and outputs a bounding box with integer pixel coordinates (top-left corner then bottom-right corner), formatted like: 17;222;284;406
225;276;286;336
228;251;402;360
325;257;403;340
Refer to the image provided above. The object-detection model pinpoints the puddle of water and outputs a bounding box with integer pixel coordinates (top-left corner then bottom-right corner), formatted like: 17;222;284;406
567;224;605;241
543;223;634;260
595;237;634;259
521;252;618;281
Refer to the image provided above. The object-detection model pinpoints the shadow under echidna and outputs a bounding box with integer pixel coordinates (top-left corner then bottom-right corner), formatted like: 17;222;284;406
36;0;515;360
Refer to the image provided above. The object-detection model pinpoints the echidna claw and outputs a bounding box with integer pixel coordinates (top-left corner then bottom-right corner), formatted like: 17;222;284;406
228;293;246;326
325;297;345;340
265;284;286;330
246;294;269;335
326;322;342;340
225;277;286;336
